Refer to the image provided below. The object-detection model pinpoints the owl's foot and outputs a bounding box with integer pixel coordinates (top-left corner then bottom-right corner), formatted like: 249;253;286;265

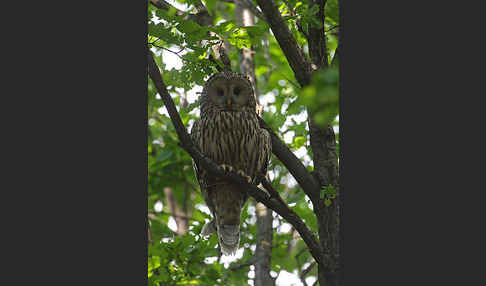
220;165;252;183
220;164;234;173
236;170;252;183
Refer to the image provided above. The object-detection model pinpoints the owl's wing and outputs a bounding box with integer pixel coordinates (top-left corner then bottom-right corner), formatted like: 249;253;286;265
189;119;202;185
190;119;216;217
257;128;272;179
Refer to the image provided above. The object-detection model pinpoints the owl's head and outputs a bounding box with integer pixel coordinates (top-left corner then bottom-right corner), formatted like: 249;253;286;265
201;72;256;112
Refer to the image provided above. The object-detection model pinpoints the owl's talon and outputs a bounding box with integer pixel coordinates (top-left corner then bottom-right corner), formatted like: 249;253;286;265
236;170;245;176
236;170;252;183
220;164;234;173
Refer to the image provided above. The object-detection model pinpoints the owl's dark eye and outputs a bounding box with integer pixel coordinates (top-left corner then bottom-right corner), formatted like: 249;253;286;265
234;87;241;96
216;88;224;97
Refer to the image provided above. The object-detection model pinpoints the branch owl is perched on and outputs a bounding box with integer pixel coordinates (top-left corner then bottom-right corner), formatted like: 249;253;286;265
190;71;271;255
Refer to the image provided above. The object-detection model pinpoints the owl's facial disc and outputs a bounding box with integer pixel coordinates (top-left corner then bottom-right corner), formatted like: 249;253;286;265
207;78;250;111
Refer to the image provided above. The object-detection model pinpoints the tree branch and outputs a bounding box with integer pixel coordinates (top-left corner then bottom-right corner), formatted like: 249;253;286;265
149;0;212;26
255;0;313;87
148;212;197;222
301;260;317;279
295;248;308;286
223;0;266;21
147;219;153;245
148;50;323;264
296;259;317;286
307;0;328;69
282;0;309;38
258;118;321;202
149;0;185;15
331;46;339;68
229;259;254;271
239;0;266;22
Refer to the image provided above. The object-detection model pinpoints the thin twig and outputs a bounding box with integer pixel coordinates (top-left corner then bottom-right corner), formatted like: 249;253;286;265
148;211;196;222
147;220;153;245
217;248;223;264
149;42;186;60
301;260;317;278
282;0;308;38
149;0;211;26
229;260;254;271
149;0;185;15
325;25;339;33
295;249;307;286
221;0;266;21
208;54;222;72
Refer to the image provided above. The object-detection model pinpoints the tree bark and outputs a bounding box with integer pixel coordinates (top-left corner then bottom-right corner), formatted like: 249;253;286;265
307;0;328;70
306;2;340;284
254;202;274;286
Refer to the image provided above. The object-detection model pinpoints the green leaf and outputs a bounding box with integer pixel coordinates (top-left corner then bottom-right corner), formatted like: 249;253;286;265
204;0;217;16
320;188;326;200
177;20;203;34
156;150;172;163
325;0;339;25
293;136;306;149
148;256;161;275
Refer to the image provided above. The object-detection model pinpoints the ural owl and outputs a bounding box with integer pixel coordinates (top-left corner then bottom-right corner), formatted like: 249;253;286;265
190;71;271;255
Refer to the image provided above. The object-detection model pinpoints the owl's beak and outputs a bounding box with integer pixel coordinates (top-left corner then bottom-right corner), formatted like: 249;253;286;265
226;97;232;106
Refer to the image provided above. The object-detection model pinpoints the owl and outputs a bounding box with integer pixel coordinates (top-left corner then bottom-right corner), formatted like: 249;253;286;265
190;71;271;255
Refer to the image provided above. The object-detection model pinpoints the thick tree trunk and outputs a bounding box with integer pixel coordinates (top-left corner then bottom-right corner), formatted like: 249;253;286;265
307;0;328;70
254;202;274;286
308;89;339;286
306;0;341;282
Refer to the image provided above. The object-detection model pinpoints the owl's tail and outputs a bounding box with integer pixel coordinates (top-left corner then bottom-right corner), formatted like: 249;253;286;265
201;219;240;255
201;220;239;255
213;183;246;256
218;224;240;255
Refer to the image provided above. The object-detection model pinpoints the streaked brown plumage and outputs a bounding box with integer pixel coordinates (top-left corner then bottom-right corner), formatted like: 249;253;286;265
190;71;271;255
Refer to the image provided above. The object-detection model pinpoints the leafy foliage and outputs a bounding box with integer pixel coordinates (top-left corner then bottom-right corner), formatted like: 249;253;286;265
148;1;339;285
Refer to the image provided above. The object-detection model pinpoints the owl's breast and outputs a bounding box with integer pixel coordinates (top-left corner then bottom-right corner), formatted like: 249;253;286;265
200;111;259;170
